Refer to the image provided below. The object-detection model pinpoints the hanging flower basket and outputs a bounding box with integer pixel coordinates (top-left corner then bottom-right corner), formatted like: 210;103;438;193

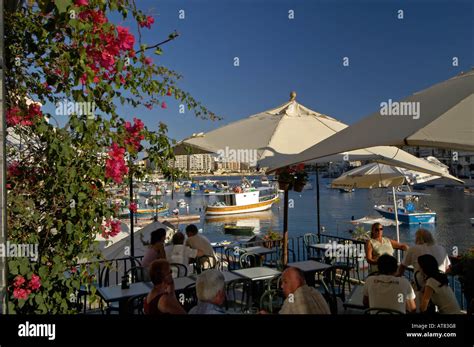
278;180;291;191
293;181;306;192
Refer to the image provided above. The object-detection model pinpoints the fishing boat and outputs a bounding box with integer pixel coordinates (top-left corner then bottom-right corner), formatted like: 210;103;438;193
464;188;474;196
261;176;269;186
119;203;169;218
374;192;436;224
205;187;278;216
470;217;474;226
339;188;355;193
224;225;255;235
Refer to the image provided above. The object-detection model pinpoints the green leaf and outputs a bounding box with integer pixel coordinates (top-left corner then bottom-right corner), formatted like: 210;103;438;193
55;0;72;14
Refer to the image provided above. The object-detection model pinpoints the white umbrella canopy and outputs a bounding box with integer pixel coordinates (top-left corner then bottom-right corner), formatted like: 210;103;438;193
174;92;350;159
263;69;474;171
175;93;461;179
331;161;462;189
331;163;407;189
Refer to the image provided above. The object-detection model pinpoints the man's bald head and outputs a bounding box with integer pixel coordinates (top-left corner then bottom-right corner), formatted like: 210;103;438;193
281;267;306;298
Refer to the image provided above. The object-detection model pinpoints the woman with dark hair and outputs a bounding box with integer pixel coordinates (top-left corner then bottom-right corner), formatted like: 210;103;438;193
366;223;408;273
418;254;461;314
142;228;167;269
144;259;186;315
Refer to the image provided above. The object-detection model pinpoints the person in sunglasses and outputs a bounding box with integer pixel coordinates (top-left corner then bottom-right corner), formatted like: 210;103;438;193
366;223;408;274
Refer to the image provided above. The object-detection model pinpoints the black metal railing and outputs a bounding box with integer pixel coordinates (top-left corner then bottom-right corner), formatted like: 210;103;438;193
76;234;468;313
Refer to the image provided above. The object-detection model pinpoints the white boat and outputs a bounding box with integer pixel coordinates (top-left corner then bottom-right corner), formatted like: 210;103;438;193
470;217;474;226
374;192;436;224
205;187;278;215
261;176;269;185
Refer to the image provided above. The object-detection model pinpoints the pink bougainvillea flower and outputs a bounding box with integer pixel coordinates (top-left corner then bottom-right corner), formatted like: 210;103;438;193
139;16;155;29
110;220;121;237
13;275;26;288
13;287;30;300
105;143;128;184
29;274;42;291
6;107;22;126
144;57;152;65
124;117;145;152
166;89;172;96
129;202;138;213
116;26;135;51
7;161;21;177
161;102;167;109
75;0;89;6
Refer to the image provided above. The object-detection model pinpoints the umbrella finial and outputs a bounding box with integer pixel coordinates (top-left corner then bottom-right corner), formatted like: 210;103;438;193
290;91;296;101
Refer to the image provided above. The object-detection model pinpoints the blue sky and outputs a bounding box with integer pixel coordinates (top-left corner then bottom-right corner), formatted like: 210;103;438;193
111;0;473;142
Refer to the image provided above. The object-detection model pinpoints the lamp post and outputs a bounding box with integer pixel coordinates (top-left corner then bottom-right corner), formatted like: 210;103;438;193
128;161;135;259
0;0;8;314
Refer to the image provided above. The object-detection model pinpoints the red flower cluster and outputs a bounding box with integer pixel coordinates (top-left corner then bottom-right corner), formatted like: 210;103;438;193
74;0;89;6
6;104;43;127
105;143;129;184
101;219;121;239
129;202;138;213
139;15;155;29
7;161;21;177
77;10;135;85
12;274;41;300
124;117;145;152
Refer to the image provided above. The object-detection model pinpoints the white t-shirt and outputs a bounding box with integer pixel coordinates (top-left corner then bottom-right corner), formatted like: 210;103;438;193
166;244;198;277
363;274;416;313
402;244;450;288
425;278;461;314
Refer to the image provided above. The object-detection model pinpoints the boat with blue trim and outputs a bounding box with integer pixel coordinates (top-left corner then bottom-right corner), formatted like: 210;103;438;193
374;191;436;224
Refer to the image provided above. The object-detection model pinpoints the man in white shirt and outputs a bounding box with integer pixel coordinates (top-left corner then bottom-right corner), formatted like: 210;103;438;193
166;232;203;277
364;254;416;314
185;224;215;256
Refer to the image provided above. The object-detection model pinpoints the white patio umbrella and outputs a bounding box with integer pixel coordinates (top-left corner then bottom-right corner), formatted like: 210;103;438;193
330;162;461;261
175;92;464;265
262;69;474;172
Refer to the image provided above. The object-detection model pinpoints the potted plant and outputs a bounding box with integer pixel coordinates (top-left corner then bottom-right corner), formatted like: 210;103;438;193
275;166;295;191
351;226;370;241
450;248;474;314
293;163;308;192
262;229;282;249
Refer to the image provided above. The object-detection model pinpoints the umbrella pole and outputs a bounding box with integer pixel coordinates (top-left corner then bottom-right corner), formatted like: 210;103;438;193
129;170;135;259
392;187;400;263
316;167;321;242
282;188;289;266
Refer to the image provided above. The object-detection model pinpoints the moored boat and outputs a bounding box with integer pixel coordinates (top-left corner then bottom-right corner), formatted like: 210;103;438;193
205;187;278;216
224;225;255;235
374;192;436;224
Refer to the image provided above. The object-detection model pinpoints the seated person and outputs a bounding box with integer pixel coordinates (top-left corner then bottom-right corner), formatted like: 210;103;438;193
418;254;461;314
144;259;186;315
366;223;408;274
363;254;416;314
189;269;226;314
397;229;450;291
142;228;167;269
166;232;203;277
279;267;331;314
185;224;216;268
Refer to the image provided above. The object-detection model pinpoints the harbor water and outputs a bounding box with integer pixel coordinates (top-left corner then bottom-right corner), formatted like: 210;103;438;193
142;175;474;253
